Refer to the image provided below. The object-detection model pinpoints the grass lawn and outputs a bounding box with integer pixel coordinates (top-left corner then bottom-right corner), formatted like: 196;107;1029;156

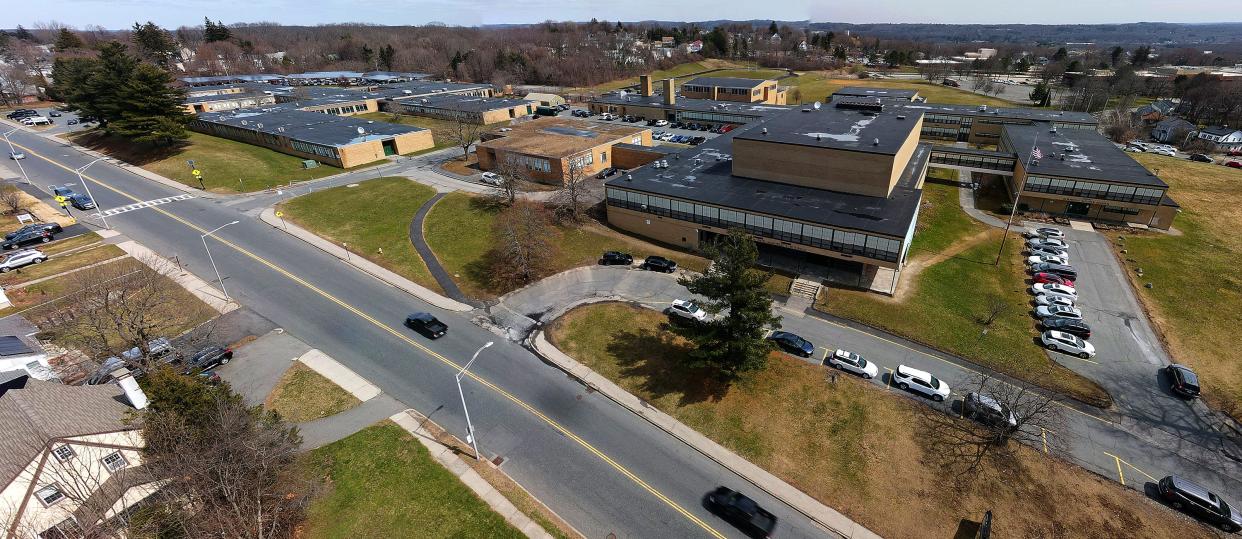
1114;154;1242;417
68;130;380;193
817;179;1108;406
423;193;708;299
0;241;125;288
354;112;457;153
674;68;788;86
302;423;522;539
547;302;1207;539
784;72;1017;106
264;362;361;423
278;177;443;295
575;59;746;93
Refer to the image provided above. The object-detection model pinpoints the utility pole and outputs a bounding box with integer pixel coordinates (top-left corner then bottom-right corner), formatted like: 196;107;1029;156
455;341;495;461
201;220;239;301
996;132;1041;265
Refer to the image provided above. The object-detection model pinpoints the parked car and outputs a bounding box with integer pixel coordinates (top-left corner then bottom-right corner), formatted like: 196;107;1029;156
599;113;616;120
668;299;707;322
892;365;950;401
5;222;62;240
8;151;24;160
1;228;52;250
598;251;633;266
1034;293;1075;307
480;172;502;186
1031;282;1076;297
1035;304;1083;321
825;349;878;379
640;255;677;273
1124;145;1145;153
1189;153;1214;163
66;119;79;125
1041;330;1095;359
705;486;778;538
768;331;814;358
47;111;62;117
595;167;619;179
1157;476;1241;533
1226;161;1242;169
1022;227;1065;240
181;346;234;372
1028;254;1069;266
653;119;669;127
1027;244;1068;259
1029;263;1077;281
1150;147;1177;157
688;136;707;145
404;312;448;339
1166;364;1202;399
1026;237;1068;250
1040;318;1091;340
0;249;46;272
963;392;1017;428
941;78;960;87
1229;150;1242;157
1032;271;1075;287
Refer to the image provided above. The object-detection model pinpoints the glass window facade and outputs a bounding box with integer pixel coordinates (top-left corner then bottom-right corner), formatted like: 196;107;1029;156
606;188;903;262
1023;175;1164;205
677;110;758;125
506;154;551;172
929;150;1016;172
290;140;340;159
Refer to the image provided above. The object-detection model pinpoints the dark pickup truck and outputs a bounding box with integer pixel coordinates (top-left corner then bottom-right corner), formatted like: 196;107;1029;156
706;486;777;538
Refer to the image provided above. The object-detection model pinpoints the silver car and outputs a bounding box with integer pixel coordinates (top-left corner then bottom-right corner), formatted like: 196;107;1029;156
0;249;47;272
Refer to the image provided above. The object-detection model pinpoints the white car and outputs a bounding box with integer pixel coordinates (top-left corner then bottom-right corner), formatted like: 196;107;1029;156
892;365;950;402
480;172;502;186
1041;330;1096;359
1026;237;1068;250
1035;304;1083;321
1150;147;1176;157
600;113;616;120
1031;283;1077;297
668;299;707;322
1034;293;1075;307
8;151;24;160
1022;227;1065;240
653;119;669;127
658;132;675;141
1124;145;1145;153
825;349;879;379
1028;254;1069;266
0;249;47;273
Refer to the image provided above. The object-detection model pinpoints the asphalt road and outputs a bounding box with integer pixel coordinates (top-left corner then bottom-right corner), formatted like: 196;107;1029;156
3;128;833;538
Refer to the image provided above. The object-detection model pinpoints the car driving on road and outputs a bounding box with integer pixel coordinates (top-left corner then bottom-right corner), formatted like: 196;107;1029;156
825;349;878;379
1041;330;1095;359
705;486;777;538
404;312;448;339
893;365;950;402
768;331;813;358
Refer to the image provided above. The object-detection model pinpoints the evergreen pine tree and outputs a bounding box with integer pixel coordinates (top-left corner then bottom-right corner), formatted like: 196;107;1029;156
53;28;84;51
111;63;190;146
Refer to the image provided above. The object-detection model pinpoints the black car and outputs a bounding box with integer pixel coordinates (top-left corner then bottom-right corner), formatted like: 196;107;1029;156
1;228;52;250
705;486;777;538
5;222;63;240
640;255;677;273
688;136;707;145
599;251;633;266
595;167;619;179
768;331;814;358
1029;262;1077;281
405;312;448;339
1157;476;1241;533
48;111;62;117
1188;153;1213;163
1166;364;1201;398
52;187;96;210
1039;318;1091;339
182;346;234;372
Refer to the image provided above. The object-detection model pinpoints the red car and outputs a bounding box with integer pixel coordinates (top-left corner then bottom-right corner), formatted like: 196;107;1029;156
1226;161;1242;169
1228;150;1242;157
1033;272;1075;287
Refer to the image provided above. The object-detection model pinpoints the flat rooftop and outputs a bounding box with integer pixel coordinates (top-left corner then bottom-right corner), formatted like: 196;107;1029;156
833;87;919;100
479;117;648;158
379;81;492;98
733;104;920;156
590;92;792;117
894;102;1097;124
196;108;426;148
185;90;272;104
607;119;929;238
1003;124;1167;187
394;94;531;112
684;76;771;89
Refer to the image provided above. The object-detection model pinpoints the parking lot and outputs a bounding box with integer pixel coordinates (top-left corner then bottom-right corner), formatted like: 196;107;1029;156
5;106;91;136
560;107;723;146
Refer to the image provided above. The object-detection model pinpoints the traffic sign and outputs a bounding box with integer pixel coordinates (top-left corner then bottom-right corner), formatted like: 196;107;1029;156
191;169;201;177
53;195;67;204
275;211;284;218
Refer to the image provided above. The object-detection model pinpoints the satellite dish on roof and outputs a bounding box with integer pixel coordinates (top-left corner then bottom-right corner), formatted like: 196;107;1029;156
357;127;366;135
813;101;822;110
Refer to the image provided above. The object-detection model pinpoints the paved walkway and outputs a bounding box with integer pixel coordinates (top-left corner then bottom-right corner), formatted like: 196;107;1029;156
957;183;1008;228
408;193;473;305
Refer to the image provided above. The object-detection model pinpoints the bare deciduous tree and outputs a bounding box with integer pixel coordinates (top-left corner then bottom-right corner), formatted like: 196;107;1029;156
484;201;558;289
978;294;1009;334
449;110;485;162
916;372;1066;478
484;157;530;207
0;186;28;215
548;158;590;223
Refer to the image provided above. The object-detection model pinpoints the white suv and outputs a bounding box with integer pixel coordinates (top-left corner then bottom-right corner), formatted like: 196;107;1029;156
1041;330;1096;359
825;349;879;379
893;365;950;401
668;299;706;322
0;249;47;273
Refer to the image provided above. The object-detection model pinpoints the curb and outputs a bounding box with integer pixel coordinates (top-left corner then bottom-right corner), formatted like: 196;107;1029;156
527;327;879;539
258;207;473;312
297;348;381;401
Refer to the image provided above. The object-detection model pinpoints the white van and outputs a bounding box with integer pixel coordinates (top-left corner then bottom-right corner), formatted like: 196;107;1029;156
21;116;51;126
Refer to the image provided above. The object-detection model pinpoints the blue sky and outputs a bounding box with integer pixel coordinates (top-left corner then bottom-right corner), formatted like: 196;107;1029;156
10;0;1229;30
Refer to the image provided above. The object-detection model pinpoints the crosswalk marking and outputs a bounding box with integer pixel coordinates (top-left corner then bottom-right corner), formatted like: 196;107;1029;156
94;194;194;217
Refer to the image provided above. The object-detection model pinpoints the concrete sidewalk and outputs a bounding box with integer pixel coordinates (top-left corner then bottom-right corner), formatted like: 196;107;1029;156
96;229;238;314
296;348;381;401
528;330;879;539
258;207;472;312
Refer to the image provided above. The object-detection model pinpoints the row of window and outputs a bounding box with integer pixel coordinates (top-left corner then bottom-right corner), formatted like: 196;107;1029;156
506;153;552;172
921;127;959;140
929;151;1016;171
397;104;484;122
569;152;595;169
313;103;370;115
606;188;904;262
1023;175;1164;205
678;110;759;125
291;140;340;159
39;446;129;507
924;113;972;126
194;121;284;149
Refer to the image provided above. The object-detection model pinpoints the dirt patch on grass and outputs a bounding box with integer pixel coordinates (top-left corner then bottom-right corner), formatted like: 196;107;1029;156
440;154;480;176
264;362;361;423
547;302;1212;538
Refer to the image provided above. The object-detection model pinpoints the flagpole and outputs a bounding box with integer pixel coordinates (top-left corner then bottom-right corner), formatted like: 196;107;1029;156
995;131;1040;265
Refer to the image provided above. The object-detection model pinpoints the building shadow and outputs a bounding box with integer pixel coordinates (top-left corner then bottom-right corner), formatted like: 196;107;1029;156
604;324;729;406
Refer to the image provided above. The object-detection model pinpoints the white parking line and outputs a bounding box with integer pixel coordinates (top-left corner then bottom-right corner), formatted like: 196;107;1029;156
94;194;194;218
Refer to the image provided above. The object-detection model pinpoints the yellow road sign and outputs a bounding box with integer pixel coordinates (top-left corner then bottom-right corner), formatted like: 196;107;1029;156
54;195;67;203
274;211;284;218
191;169;201;176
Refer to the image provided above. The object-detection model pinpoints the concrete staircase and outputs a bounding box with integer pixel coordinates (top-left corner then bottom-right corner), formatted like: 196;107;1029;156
789;277;822;300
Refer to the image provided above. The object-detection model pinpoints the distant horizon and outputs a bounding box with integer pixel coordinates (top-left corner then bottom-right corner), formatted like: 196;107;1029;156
7;0;1239;32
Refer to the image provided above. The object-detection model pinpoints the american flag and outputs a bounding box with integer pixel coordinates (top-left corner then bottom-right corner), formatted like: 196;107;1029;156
1031;147;1043;160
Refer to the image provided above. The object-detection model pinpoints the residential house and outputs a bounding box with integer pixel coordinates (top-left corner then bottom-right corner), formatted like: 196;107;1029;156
1133;100;1177;124
1151;117;1195;144
0;336;54;382
1195;126;1242;152
0;378;152;538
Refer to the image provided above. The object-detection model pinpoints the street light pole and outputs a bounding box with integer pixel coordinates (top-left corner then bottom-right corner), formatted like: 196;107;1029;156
201;220;240;301
2;128;31;185
75;157;109;229
455;341;494;461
